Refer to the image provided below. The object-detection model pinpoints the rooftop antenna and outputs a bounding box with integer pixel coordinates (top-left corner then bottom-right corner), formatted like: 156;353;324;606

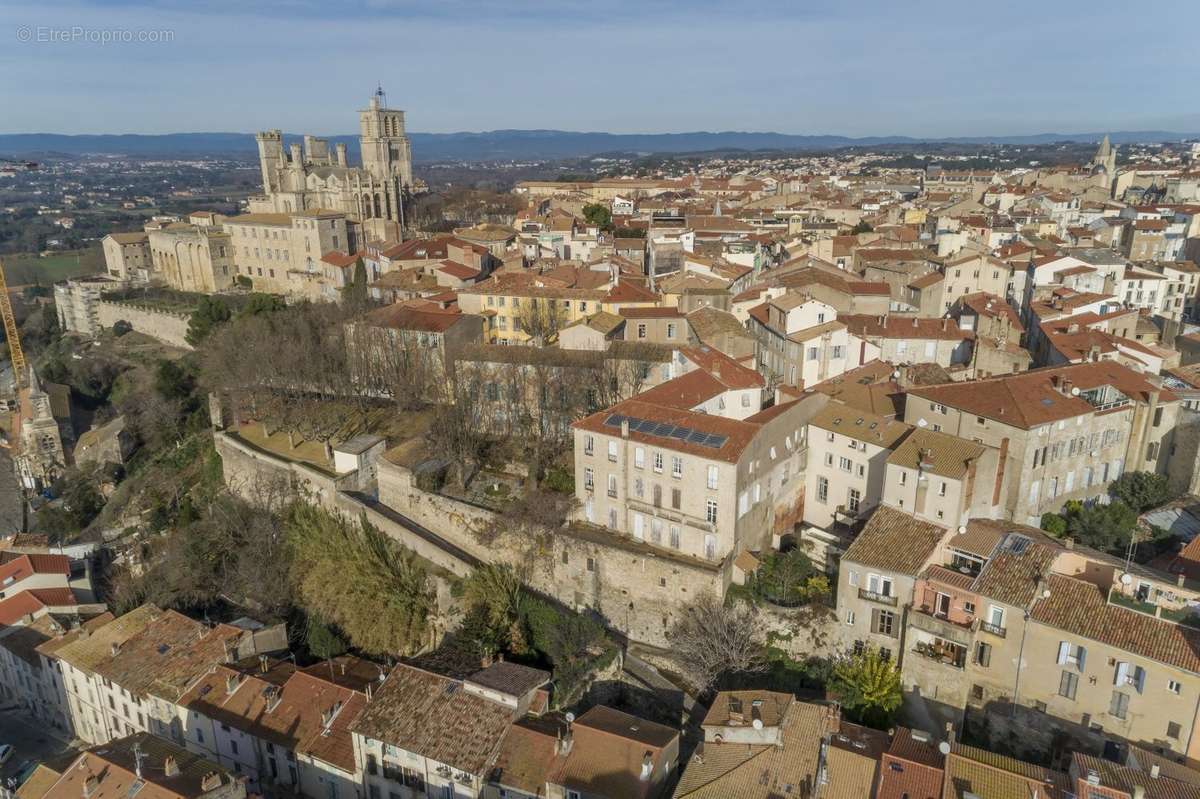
375;83;387;107
133;741;144;779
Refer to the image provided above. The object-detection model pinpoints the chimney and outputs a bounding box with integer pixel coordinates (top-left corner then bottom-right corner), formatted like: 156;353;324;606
200;772;222;792
558;725;574;755
335;142;348;168
1063;537;1074;550
1151;763;1161;779
639;753;654;781
1134;787;1146;799
110;642;120;656
226;674;240;695
621;419;630;439
259;654;269;674
164;756;180;778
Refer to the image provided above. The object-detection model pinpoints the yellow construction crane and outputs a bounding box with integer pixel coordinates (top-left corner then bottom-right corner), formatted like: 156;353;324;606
0;258;27;389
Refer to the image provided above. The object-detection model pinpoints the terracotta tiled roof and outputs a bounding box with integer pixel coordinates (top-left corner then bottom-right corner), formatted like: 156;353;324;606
681;346;764;390
350;663;519;776
842;505;947;576
840;314;973;342
808;401;911;448
436;259;481;280
1031;573;1200;674
906;362;1176;430
886;428;986;478
944;744;1070;799
356;302;467;333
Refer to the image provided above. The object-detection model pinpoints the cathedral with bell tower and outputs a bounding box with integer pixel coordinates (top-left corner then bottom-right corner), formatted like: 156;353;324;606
249;89;414;239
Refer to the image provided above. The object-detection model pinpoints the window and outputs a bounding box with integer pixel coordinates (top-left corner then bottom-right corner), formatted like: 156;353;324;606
607;440;618;462
607;474;617;498
1109;690;1129;719
738;491;749;517
866;573;892;597
634;478;644;499
1168;679;1182;694
637;324;647;339
671;488;681;510
845;610;855;625
586;557;596;572
667;323;676;339
847;488;861;514
583;468;594;490
671;456;683;478
1059;670;1078;700
963;601;975;615
938;481;947;497
705;499;718;524
871;609;896;637
839;456;852;472
975;642;991;668
707;465;718;489
1168;721;1182;740
817;476;829;502
634;447;645;468
583;435;594;456
987;606;1005;629
653;452;663;473
669;526;680;549
807;346;818;361
824;453;834;467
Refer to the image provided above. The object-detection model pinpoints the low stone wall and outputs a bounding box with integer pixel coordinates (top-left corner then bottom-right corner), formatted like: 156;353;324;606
215;431;338;507
96;300;192;349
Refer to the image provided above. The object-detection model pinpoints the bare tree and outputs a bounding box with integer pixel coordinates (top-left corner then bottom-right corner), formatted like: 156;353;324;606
428;363;492;490
513;297;567;345
666;592;768;693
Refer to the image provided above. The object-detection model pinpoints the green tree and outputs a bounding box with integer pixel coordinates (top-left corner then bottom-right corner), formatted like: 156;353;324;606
238;293;285;317
753;549;816;606
1066;500;1139;552
830;646;902;728
582;203;612;229
154;359;195;403
306;616;348;661
186;296;232;345
1040;513;1067;537
1109;472;1172;512
851;220;875;235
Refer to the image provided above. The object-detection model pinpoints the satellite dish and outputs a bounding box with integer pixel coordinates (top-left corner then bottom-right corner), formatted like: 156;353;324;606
957;525;967;535
938;741;951;755
1120;573;1133;586
1071;387;1081;396
565;712;576;723
1042;589;1052;598
752;718;763;730
918;419;928;428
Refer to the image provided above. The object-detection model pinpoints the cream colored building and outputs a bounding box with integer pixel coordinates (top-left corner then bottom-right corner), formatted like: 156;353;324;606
100;232;151;280
223;210;351;299
802;401;911;530
904;362;1177;525
146;221;235;293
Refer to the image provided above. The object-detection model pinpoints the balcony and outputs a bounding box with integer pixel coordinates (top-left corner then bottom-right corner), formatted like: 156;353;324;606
911;608;973;647
913;639;967;669
978;620;1007;638
858;588;898;607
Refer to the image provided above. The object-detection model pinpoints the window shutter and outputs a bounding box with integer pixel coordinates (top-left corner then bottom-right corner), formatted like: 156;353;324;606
1134;667;1146;694
871;608;880;632
1077;646;1087;672
1057;642;1069;665
1115;662;1129;686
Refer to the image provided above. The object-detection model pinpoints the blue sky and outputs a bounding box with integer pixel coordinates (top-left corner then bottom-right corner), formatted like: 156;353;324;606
2;0;1199;137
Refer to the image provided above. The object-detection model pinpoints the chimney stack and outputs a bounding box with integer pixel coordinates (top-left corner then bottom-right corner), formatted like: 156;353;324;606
200;772;222;792
164;757;180;778
621;419;630;439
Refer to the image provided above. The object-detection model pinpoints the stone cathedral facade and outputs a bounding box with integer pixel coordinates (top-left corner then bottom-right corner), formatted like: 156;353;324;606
249;89;413;236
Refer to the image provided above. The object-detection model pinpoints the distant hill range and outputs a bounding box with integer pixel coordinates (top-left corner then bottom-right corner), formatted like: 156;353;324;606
1;129;1197;162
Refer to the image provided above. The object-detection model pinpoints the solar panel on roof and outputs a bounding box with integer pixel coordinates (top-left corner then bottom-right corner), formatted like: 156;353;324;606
703;434;728;448
635;419;658;433
604;413;626;428
686;430;710;444
670;428;691;441
653;423;675;436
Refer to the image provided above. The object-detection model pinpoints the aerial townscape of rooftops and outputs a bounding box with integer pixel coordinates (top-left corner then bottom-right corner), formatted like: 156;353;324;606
2;6;1200;793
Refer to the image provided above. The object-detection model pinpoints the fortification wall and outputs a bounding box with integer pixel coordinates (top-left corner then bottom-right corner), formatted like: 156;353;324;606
96;301;192;349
